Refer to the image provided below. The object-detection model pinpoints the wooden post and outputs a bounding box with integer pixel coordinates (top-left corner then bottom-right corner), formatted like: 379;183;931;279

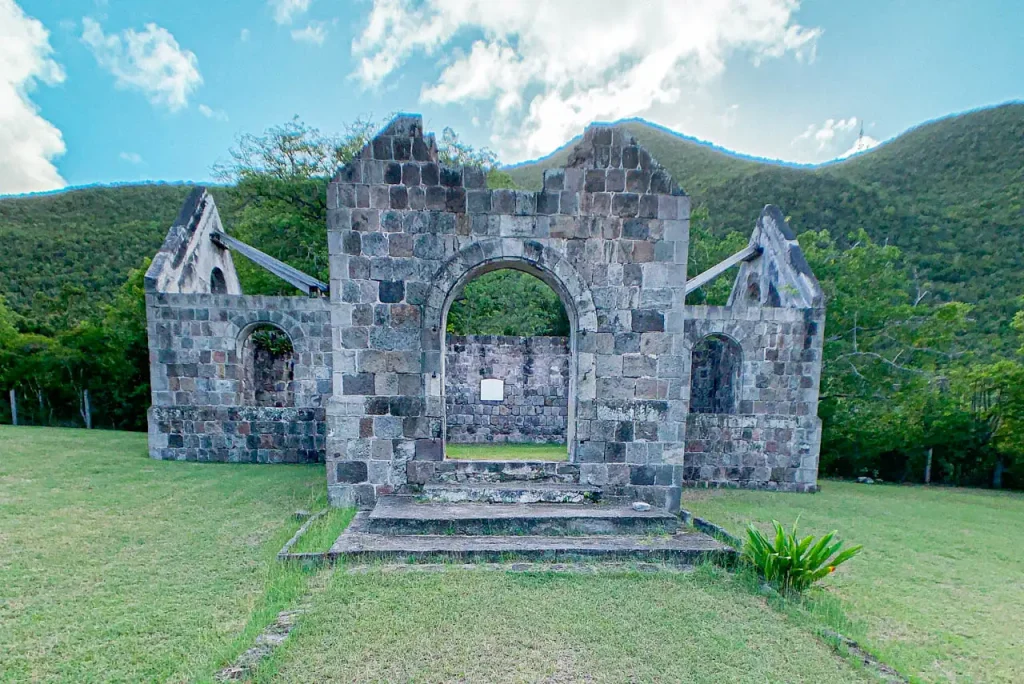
9;389;16;426
924;448;933;484
82;389;92;430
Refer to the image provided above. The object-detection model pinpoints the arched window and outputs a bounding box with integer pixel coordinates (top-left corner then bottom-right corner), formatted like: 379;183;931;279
689;334;742;414
210;267;228;294
240;324;295;407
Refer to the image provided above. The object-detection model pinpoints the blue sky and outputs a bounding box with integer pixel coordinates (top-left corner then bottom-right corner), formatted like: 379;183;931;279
1;0;1021;195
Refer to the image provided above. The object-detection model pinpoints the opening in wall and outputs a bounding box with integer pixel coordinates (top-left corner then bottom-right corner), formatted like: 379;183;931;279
689;334;741;414
210;267;228;294
443;267;571;461
240;324;296;407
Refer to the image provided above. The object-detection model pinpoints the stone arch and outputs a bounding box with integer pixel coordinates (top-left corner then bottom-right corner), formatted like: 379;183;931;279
689;333;742;415
210;267;228;294
423;239;598;459
237;322;296;407
230;310;308;351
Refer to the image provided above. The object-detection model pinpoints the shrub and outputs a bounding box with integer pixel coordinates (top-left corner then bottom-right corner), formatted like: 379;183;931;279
743;517;862;593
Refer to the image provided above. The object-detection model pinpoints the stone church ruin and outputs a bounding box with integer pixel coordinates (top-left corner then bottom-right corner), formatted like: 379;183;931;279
145;114;825;515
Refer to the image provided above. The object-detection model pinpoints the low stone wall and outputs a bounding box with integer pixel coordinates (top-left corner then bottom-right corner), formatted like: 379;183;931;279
683;413;820;491
148;406;325;463
445;335;569;444
146;293;332;463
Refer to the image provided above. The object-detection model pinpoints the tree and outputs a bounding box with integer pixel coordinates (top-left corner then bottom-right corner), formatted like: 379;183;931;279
215;117;515;295
214;117;378;294
447;270;570;337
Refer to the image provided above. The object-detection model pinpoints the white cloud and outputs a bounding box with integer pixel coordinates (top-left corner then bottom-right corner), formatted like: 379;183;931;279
81;17;202;111
198;103;229;122
240;28;250;42
119;151;142;164
792;116;880;161
0;0;67;194
269;0;311;25
721;104;740;129
351;0;822;162
291;21;327;45
793;116;859;150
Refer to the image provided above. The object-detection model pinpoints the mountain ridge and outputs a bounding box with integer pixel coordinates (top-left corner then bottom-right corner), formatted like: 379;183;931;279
1;103;1021;349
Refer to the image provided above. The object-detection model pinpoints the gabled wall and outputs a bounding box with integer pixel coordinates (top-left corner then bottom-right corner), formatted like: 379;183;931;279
326;114;692;509
144;187;241;296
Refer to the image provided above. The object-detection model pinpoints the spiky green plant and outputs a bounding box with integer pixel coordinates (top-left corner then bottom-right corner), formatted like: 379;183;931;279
743;517;862;593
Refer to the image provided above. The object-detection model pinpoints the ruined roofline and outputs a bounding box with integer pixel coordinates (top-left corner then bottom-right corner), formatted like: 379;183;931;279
559;122;688;197
332;113;439;183
726;204;824;310
333;114;687;198
144;186;242;295
145;185;208;291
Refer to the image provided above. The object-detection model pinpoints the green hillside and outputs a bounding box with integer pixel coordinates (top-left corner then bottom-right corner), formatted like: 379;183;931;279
1;104;1021;347
508;103;1024;350
0;184;232;332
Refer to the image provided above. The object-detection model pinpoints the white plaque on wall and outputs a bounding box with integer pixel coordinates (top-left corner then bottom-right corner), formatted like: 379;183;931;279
480;378;504;401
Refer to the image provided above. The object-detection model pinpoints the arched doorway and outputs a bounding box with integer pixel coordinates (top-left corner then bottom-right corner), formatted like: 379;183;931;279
238;323;296;407
435;256;586;462
443;266;572;460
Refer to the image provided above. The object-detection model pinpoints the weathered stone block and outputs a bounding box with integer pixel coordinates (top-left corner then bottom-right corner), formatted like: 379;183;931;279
336;460;368;483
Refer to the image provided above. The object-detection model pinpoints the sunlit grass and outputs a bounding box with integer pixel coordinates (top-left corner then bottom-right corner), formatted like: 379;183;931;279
445;442;567;461
290;507;356;554
0;425;324;682
685;480;1024;683
257;565;874;683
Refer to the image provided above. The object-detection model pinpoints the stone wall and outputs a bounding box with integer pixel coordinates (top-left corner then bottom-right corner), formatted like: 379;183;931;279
680;305;823;491
146;292;333;463
148;406;324;463
326;115;693;509
445;335;569;444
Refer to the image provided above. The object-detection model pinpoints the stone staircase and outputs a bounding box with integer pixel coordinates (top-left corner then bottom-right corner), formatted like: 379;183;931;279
329;461;734;565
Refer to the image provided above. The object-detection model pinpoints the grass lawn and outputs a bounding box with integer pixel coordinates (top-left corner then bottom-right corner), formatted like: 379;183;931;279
0;425;324;682
685;481;1024;683
445;442;568;461
257;567;874;683
5;426;1018;682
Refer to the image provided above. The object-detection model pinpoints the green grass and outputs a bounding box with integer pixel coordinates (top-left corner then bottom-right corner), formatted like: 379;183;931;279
685;481;1024;683
289;507;356;554
256;565;873;683
445;442;568;461
0;425;323;682
7;427;1021;682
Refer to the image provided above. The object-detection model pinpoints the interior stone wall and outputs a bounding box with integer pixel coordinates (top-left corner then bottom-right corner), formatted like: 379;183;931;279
445;334;569;444
145;293;332;463
680;305;824;491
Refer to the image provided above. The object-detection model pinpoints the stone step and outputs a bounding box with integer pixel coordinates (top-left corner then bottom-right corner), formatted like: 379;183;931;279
417;482;603;505
332;512;734;564
366;496;680;536
425;460;580;485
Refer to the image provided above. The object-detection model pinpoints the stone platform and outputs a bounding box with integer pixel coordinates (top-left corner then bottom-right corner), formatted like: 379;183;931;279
329;464;735;566
330;511;731;564
367;497;680;536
